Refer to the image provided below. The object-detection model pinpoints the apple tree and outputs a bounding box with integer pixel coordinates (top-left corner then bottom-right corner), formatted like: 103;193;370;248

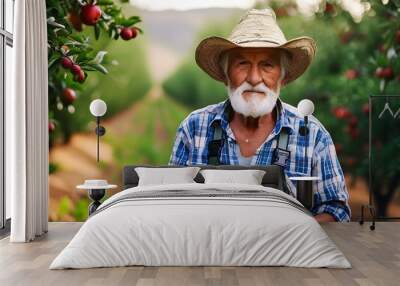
47;0;142;146
315;0;400;217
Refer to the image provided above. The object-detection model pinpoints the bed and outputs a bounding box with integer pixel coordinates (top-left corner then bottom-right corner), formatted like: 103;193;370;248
49;165;351;269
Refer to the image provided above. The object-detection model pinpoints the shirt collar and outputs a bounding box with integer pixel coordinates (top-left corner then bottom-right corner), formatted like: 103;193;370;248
210;98;296;139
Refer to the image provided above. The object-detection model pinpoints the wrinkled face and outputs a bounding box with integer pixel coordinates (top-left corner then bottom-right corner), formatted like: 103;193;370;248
227;48;283;94
225;48;284;118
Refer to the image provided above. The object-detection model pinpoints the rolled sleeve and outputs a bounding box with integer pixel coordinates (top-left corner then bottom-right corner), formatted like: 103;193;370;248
314;202;351;222
311;131;351;222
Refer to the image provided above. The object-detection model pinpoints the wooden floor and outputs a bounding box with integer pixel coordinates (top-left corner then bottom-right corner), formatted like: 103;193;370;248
0;222;399;286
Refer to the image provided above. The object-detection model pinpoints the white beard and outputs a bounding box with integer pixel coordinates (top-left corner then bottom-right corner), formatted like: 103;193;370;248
227;81;280;118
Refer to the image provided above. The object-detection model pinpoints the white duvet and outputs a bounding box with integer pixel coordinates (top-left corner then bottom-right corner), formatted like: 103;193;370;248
50;183;351;269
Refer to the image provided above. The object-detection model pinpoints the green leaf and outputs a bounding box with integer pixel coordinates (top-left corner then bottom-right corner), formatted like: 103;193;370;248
99;20;109;31
81;66;97;71
64;40;87;47
102;12;112;21
92;51;108;64
109;27;115;38
104;6;122;17
113;28;120;40
87;63;108;74
135;26;144;34
48;54;60;69
47;17;66;29
376;53;388;66
128;16;141;21
121;18;141;27
94;23;101;40
97;0;114;5
68;34;86;42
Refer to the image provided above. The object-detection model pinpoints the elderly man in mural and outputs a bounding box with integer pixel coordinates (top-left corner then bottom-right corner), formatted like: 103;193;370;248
169;8;350;223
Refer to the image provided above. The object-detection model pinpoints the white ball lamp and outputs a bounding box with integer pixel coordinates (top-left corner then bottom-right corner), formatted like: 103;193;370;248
297;99;314;136
90;99;107;162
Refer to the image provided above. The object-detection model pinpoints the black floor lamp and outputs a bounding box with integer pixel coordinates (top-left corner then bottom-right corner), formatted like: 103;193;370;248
359;94;376;230
89;99;107;162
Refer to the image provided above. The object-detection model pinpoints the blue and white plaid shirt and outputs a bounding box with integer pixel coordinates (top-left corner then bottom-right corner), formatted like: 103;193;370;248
169;98;351;222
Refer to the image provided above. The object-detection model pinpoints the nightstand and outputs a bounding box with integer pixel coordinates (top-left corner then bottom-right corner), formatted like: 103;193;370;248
77;180;117;215
288;176;320;210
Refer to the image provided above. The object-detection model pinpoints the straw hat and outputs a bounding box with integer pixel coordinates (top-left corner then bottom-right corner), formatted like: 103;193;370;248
195;8;317;85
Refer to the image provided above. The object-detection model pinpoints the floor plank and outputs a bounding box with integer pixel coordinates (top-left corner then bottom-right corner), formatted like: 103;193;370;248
0;222;399;286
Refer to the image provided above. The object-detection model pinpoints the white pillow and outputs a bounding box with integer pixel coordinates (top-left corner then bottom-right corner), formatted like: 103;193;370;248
135;167;201;186
200;169;266;185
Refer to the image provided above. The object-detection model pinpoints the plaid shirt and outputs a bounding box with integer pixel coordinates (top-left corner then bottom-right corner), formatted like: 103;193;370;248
169;98;351;222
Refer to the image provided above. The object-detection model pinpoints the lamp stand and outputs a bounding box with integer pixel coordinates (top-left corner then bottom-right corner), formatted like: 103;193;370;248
95;116;106;162
88;188;106;215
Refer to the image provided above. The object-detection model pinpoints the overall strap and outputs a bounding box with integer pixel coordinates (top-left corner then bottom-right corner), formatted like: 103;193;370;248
208;120;223;165
272;127;291;167
272;127;292;195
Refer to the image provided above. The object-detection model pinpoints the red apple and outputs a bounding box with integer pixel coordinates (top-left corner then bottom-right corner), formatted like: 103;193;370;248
396;30;400;44
348;116;358;127
74;70;86;83
80;4;102;26
375;67;384;78
130;27;138;38
120;27;133;40
68;11;82;31
333;106;351;119
61;57;74;69
346;157;357;167
377;44;386;53
71;64;82;75
325;3;335;14
376;67;394;79
62;88;76;104
345;69;359;80
382;67;394;79
49;121;56;133
345;125;359;139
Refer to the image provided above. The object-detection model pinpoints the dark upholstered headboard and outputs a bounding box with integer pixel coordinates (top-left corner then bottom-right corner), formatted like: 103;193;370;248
122;165;286;191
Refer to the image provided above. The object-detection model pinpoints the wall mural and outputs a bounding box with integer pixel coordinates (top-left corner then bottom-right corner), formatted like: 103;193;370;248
47;1;400;221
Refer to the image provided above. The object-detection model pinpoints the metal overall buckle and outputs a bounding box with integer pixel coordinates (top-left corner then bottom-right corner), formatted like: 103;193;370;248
273;148;291;167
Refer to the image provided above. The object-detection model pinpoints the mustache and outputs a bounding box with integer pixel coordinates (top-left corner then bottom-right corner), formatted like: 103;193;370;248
235;82;277;97
244;89;264;93
243;86;268;94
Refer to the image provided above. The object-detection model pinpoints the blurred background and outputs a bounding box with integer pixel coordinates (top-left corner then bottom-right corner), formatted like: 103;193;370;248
46;0;400;221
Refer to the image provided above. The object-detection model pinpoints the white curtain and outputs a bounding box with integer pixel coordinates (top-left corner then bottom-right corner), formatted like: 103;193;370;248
7;0;48;242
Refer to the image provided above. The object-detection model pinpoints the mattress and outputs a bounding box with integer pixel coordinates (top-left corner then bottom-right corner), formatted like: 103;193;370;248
49;183;351;269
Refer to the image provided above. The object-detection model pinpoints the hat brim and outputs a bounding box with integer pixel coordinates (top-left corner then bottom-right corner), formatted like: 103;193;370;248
195;36;316;85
